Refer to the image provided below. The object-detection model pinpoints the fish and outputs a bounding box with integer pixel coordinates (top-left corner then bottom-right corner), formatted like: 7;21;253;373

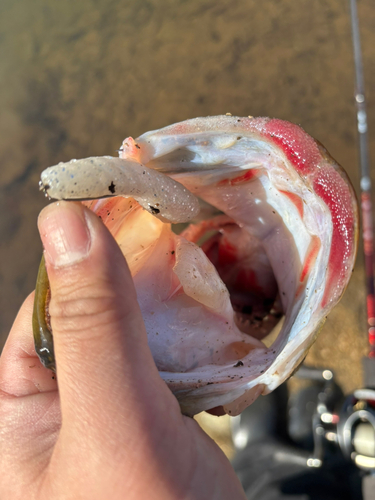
34;115;358;417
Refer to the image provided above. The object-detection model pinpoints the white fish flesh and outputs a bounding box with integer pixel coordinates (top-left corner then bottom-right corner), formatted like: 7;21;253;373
38;116;358;416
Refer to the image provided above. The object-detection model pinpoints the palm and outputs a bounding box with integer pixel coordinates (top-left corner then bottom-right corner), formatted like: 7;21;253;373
0;293;245;500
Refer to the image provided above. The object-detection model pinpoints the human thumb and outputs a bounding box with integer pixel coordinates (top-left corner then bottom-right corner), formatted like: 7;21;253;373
38;201;173;429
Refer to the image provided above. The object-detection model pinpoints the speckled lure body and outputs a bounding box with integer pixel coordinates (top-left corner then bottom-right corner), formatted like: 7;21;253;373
34;116;358;416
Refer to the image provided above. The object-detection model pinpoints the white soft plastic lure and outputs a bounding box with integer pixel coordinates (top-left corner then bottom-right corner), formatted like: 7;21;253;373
36;116;358;416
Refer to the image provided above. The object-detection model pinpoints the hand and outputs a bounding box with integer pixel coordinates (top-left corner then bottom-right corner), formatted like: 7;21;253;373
0;201;246;500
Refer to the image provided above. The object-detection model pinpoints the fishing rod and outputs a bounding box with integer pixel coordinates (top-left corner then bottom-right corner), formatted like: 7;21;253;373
303;0;375;473
324;0;375;474
349;0;375;360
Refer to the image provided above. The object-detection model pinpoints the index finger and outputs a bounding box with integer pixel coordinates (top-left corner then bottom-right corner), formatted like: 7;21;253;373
0;292;58;397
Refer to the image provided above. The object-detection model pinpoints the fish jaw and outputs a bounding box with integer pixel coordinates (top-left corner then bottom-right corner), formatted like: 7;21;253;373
37;116;358;416
119;115;358;414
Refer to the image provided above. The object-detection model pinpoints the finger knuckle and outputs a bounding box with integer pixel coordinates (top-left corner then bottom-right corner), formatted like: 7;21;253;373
49;280;126;335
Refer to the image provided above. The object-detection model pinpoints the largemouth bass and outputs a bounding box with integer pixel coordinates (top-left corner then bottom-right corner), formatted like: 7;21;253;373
34;116;358;416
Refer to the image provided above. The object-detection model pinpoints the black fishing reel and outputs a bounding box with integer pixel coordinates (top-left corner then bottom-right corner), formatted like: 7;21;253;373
294;364;375;471
337;388;375;469
231;364;375;499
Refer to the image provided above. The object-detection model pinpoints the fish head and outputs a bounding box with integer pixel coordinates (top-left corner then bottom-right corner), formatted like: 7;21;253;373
37;116;358;416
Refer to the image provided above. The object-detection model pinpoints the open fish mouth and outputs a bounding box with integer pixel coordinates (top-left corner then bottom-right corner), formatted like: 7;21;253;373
34;116;358;416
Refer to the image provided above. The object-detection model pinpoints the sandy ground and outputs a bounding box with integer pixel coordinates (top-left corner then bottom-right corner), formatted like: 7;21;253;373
0;0;374;454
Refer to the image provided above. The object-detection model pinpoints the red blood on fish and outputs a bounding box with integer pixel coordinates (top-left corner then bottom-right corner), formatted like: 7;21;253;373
313;168;356;307
300;235;321;283
216;240;239;266
279;190;304;219
257;118;356;310
217;168;263;187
